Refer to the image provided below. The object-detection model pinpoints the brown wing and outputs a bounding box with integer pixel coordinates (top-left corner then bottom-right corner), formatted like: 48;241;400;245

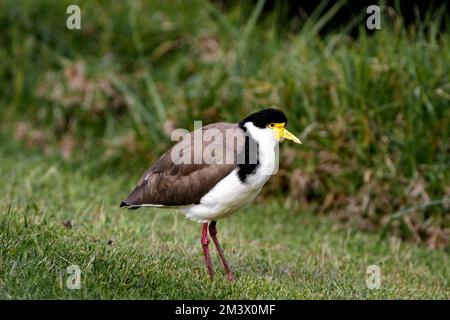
121;123;245;207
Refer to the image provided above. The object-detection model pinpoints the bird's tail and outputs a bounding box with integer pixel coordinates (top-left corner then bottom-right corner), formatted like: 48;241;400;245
119;201;140;210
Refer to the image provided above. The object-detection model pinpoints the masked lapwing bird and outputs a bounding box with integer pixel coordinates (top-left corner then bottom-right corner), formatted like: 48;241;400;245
120;108;301;280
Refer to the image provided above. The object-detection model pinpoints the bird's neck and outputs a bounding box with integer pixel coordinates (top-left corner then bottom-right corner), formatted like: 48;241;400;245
237;123;278;183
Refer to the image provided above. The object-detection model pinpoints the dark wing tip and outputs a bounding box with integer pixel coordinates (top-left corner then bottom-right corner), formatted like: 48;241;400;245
119;201;128;208
119;200;141;210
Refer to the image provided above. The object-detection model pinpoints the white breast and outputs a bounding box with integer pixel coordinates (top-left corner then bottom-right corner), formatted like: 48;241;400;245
182;122;278;222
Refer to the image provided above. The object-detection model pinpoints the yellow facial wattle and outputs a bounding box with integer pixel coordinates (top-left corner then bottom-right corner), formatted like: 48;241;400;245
268;122;301;144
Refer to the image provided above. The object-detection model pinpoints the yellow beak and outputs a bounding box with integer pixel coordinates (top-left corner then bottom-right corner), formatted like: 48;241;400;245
272;123;302;144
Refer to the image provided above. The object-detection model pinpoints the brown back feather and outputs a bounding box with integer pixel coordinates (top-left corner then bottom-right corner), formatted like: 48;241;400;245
123;123;245;207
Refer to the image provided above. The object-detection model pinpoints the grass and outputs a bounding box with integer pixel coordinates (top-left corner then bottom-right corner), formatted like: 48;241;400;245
0;138;448;299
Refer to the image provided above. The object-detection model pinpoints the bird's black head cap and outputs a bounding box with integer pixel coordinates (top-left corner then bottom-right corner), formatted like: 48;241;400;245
239;108;288;129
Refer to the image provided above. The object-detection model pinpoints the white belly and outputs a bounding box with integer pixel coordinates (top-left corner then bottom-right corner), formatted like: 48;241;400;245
182;169;270;222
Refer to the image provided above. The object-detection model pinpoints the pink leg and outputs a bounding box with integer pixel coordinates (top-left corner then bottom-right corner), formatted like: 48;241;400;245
201;222;213;279
209;221;235;281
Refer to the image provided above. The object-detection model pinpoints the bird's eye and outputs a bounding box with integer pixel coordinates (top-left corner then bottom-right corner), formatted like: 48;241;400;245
268;123;275;128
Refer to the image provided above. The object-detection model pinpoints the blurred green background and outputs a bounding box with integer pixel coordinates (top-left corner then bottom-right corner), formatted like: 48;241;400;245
2;0;448;246
0;0;449;299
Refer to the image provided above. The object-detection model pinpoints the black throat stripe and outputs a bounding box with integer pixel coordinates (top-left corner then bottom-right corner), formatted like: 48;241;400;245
237;125;260;183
